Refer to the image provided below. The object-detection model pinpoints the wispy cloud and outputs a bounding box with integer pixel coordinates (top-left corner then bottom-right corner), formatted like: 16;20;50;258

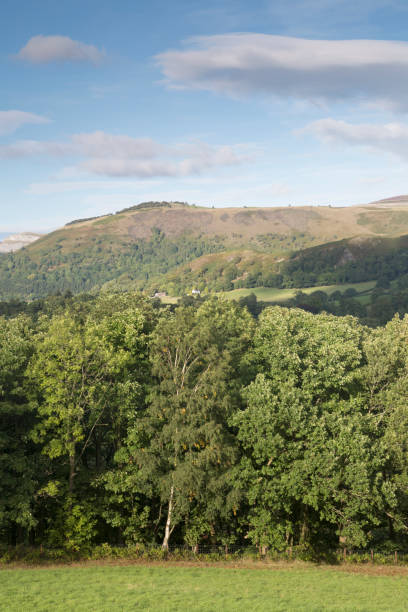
25;180;154;196
16;35;104;64
156;33;408;110
0;131;248;178
0;110;50;135
299;118;408;159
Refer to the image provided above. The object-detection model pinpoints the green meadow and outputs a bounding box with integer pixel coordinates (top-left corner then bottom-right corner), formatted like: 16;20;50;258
1;564;407;611
157;281;376;305
222;281;376;303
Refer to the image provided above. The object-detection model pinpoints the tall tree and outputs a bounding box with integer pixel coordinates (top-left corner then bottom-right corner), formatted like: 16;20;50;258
234;307;373;549
29;300;151;499
113;298;253;549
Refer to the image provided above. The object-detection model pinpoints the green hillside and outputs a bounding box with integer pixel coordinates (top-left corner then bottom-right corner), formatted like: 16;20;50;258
154;233;408;296
2;200;408;299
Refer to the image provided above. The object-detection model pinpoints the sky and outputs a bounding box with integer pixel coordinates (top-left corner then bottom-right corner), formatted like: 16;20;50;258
2;0;408;231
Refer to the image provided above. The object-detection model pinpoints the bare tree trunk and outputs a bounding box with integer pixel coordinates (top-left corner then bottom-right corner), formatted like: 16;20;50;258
162;485;174;550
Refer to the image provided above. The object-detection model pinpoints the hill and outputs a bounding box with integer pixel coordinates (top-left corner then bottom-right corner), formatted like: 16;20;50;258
2;199;408;299
281;234;408;286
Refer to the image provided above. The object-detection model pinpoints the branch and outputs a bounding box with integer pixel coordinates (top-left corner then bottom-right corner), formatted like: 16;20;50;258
75;404;106;468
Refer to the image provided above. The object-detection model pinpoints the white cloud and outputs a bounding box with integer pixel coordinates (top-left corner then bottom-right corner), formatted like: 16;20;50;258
299;118;408;159
71;132;162;159
156;33;408;110
0;110;50;135
25;179;159;196
79;139;246;177
0;131;247;178
0;132;161;160
359;176;386;185
16;35;104;64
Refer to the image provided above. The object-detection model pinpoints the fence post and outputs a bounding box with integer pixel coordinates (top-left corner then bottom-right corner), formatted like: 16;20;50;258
395;551;398;565
371;549;374;563
343;548;347;561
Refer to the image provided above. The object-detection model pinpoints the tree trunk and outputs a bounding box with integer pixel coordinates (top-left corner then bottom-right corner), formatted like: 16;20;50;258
299;506;308;546
388;516;395;541
162;485;174;550
69;452;76;495
94;431;101;471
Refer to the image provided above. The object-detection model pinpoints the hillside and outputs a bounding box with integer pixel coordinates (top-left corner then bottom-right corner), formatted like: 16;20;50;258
27;198;408;246
282;234;408;286
2;199;408;299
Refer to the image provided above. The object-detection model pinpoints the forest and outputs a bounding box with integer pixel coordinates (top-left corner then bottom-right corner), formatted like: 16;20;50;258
0;229;225;300
2;292;408;557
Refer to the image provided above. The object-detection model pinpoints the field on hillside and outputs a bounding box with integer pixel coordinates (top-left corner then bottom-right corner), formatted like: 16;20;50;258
157;281;376;305
222;281;376;303
2;563;408;611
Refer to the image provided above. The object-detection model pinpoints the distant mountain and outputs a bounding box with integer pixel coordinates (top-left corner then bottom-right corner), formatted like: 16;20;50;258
2;199;408;299
0;232;42;253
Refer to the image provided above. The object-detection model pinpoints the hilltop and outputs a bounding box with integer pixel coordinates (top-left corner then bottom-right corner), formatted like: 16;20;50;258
2;199;408;299
39;198;408;246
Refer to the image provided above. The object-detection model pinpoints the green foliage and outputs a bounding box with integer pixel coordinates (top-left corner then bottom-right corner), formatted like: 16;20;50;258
109;298;254;548
234;308;379;549
261;281;408;328
115;200;187;214
0;315;37;537
46;500;97;553
0;231;225;299
3;293;408;555
281;235;408;289
65;215;110;226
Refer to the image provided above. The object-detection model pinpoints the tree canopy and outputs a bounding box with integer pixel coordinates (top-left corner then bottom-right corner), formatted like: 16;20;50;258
2;294;408;554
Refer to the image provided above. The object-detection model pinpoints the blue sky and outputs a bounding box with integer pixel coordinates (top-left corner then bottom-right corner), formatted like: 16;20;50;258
2;0;408;231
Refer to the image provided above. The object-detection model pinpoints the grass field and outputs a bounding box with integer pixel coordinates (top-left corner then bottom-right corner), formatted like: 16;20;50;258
158;281;376;305
159;295;180;304
1;563;408;611
221;281;376;303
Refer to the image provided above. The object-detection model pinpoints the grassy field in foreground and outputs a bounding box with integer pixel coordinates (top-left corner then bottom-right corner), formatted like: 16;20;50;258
1;564;408;611
222;281;376;303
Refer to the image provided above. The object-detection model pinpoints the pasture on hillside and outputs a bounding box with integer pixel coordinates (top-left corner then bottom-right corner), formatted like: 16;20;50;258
1;563;408;611
222;281;376;302
157;281;376;304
